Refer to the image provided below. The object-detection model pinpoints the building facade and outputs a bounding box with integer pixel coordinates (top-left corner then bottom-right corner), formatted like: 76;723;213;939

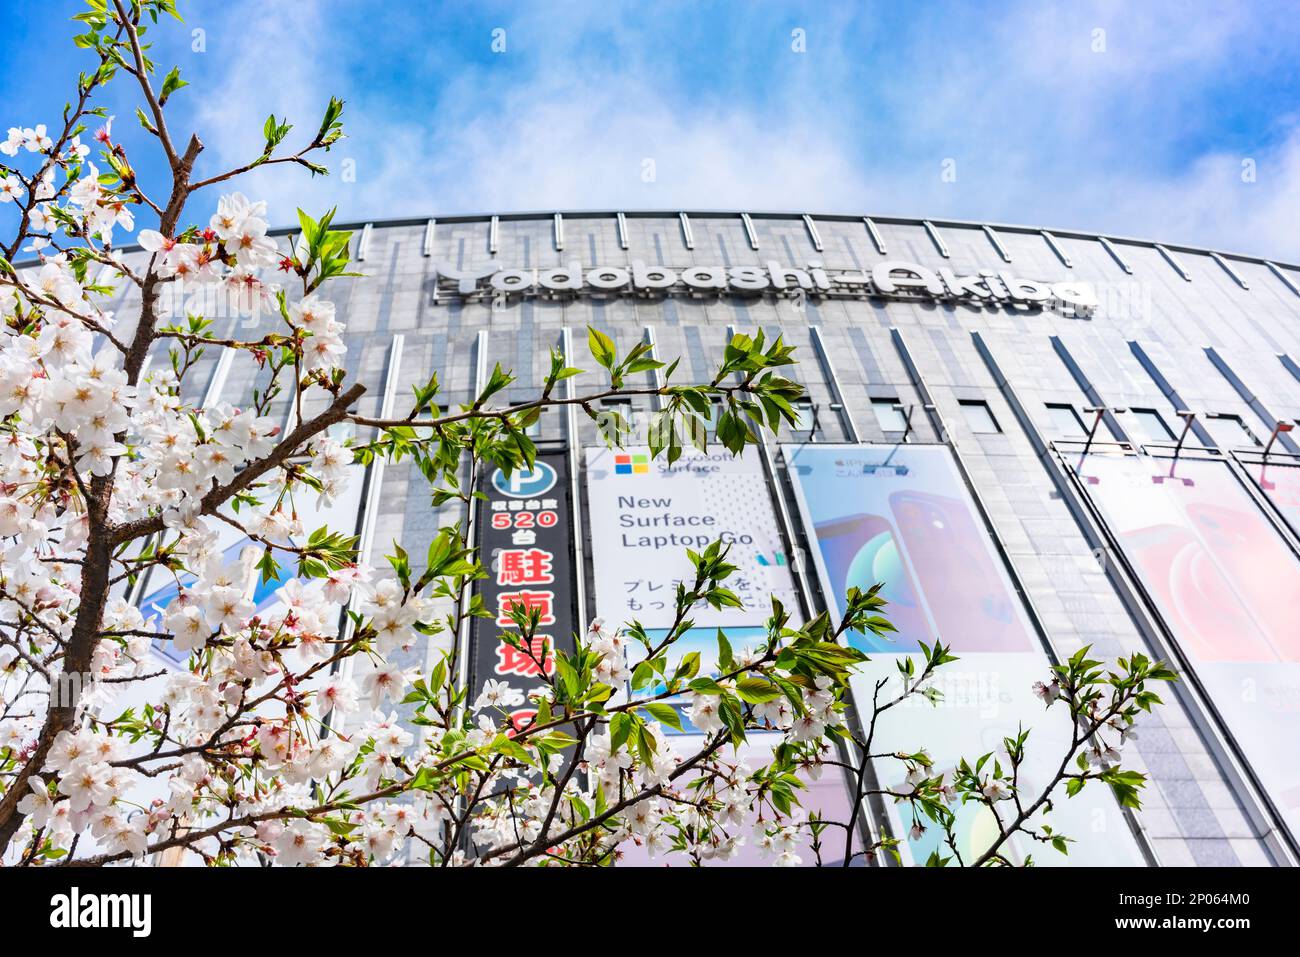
99;211;1300;867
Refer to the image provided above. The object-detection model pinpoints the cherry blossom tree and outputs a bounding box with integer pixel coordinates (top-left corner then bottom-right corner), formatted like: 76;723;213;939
0;0;1174;868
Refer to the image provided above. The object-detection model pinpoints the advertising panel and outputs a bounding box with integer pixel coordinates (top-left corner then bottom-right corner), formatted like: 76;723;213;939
784;443;1144;866
1071;452;1300;837
585;446;800;688
471;451;577;733
587;447;856;865
1243;457;1300;541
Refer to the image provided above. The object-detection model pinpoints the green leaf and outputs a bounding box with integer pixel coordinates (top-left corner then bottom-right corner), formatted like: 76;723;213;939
159;65;188;103
735;676;782;704
716;629;735;671
638;702;683;731
673;651;701;683
587;325;617;370
490;733;533;766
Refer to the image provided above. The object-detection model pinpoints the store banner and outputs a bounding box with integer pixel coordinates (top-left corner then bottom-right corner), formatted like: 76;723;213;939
784;443;1144;866
584;446;799;627
584;446;800;690
1072;452;1300;839
471;451;576;733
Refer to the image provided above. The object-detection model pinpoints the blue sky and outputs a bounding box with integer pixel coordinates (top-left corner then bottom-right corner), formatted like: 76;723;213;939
4;0;1300;257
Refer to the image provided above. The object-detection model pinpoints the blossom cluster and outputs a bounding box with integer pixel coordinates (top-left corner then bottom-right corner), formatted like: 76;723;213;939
455;619;845;867
0;173;394;863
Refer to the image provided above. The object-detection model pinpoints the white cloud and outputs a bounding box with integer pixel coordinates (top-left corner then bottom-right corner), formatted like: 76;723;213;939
174;0;1300;260
1092;130;1300;258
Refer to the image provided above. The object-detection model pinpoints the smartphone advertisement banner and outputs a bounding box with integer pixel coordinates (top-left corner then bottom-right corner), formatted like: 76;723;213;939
585;446;800;685
471;451;577;734
783;443;1144;866
1071;452;1300;838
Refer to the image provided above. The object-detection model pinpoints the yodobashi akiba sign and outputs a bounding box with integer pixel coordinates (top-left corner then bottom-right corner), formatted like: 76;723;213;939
431;259;1098;317
471;451;576;735
584;446;801;631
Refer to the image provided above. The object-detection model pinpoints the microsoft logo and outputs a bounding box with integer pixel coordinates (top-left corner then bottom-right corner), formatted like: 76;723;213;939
614;453;650;475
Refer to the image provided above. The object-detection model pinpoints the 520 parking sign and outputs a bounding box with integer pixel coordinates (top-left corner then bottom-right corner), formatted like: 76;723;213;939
470;450;576;734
